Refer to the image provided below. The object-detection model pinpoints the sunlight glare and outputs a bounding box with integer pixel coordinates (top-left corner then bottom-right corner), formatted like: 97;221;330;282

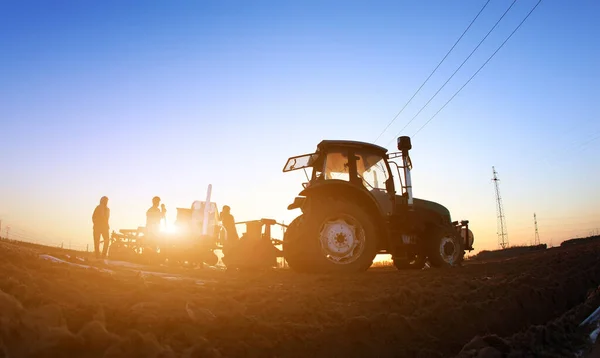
160;222;178;234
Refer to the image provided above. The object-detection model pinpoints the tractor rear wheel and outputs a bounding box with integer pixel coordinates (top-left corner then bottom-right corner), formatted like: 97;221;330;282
428;226;464;268
284;199;379;274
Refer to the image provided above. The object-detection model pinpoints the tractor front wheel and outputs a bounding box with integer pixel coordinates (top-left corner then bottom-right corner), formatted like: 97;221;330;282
284;199;378;273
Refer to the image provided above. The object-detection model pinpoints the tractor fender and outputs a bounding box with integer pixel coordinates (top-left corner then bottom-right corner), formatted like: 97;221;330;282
287;197;306;210
298;180;387;239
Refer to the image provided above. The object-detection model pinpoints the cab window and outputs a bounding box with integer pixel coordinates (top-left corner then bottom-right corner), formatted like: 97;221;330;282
355;153;390;191
322;151;350;181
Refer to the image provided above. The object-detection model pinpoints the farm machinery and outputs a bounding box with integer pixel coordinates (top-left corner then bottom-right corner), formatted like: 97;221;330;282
222;219;287;270
107;208;222;266
107;186;287;270
281;136;474;273
107;186;222;266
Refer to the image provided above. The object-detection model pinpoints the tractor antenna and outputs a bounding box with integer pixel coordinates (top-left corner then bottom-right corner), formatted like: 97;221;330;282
492;166;509;249
533;213;540;245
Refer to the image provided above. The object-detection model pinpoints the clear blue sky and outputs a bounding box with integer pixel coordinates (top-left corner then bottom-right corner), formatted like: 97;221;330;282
0;0;598;252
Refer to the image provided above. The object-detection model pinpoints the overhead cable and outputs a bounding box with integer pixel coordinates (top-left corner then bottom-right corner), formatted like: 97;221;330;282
373;0;493;144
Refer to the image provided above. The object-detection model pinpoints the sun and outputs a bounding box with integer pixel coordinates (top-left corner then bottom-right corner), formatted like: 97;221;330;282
160;222;178;234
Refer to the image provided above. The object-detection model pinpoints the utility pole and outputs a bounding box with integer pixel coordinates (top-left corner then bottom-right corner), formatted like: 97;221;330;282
6;226;10;240
492;166;509;249
533;213;540;245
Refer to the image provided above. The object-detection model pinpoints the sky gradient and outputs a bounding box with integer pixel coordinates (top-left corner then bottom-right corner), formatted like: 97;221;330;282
0;0;598;253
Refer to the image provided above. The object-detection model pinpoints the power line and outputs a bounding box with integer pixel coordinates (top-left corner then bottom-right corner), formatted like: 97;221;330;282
544;128;599;155
536;128;600;168
373;0;493;144
573;130;600;153
412;0;543;137
384;0;519;147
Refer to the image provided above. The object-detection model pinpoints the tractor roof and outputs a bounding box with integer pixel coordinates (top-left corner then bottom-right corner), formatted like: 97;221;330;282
317;140;388;156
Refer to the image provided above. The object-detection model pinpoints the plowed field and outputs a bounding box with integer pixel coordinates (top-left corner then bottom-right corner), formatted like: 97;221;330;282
1;240;599;358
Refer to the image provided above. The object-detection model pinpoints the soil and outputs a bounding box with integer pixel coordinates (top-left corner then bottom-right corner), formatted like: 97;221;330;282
562;235;600;247
1;239;600;358
472;244;547;262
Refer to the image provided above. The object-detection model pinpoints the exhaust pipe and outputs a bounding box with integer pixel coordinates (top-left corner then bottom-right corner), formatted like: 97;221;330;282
397;136;414;208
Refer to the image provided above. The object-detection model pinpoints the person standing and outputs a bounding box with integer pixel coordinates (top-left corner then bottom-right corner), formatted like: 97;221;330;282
145;196;166;252
220;205;239;243
146;196;165;235
219;205;239;269
92;196;110;259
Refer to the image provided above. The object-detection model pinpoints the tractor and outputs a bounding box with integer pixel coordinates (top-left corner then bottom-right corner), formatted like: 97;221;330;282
282;136;474;273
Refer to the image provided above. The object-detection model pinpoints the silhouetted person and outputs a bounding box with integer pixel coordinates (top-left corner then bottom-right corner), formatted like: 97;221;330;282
219;205;239;269
146;196;165;236
220;205;239;243
92;196;110;259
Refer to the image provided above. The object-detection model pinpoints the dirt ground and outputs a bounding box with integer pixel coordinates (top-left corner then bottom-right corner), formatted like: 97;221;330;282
1;240;600;358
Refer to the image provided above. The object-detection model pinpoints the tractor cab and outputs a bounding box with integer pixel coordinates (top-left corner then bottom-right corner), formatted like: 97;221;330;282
283;136;415;216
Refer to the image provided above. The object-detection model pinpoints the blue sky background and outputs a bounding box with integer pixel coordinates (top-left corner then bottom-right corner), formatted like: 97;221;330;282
0;0;598;253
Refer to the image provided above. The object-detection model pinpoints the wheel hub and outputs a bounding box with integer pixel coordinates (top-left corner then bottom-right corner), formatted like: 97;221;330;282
319;216;365;265
443;242;454;256
439;236;457;264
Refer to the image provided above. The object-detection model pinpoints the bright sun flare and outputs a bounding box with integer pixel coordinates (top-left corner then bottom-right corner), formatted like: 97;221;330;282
160;223;178;234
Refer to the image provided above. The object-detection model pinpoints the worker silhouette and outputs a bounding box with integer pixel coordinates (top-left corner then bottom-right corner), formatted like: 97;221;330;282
220;205;240;269
220;205;239;243
92;196;110;259
146;196;165;235
145;196;166;252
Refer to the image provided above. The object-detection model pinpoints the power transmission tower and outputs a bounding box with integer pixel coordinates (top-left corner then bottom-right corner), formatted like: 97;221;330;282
533;213;540;245
492;166;509;249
